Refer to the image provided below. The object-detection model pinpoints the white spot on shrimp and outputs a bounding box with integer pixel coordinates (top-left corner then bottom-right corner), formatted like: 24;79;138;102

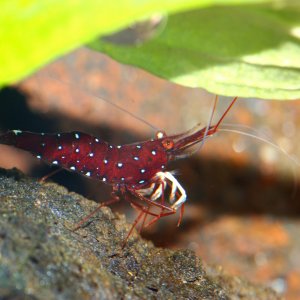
139;180;145;184
41;143;46;147
36;155;41;159
75;148;80;153
103;159;108;164
13;130;22;135
61;156;66;159
58;145;63;150
140;169;146;173
95;138;99;142
102;177;107;182
75;133;80;139
136;145;141;149
133;156;139;161
151;150;157;156
57;133;61;137
117;162;123;168
76;160;80;163
156;131;165;139
52;160;58;165
88;153;94;157
70;166;76;171
117;145;122;149
161;165;165;169
121;177;125;181
85;172;91;177
109;145;113;149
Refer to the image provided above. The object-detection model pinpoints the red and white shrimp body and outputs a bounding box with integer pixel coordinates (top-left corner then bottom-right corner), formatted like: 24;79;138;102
0;97;237;235
0;130;166;186
0;129;186;209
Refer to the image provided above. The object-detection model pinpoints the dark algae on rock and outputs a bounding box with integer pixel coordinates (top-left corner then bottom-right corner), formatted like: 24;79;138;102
0;168;280;299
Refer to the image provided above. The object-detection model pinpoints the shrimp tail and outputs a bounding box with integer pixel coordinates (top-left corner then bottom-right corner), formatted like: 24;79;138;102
0;130;47;155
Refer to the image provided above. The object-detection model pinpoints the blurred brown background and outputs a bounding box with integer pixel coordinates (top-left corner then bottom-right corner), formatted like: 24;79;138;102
1;47;300;299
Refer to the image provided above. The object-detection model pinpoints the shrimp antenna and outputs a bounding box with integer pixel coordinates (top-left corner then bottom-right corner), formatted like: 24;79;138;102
191;96;238;155
193;94;219;153
219;126;300;169
38;72;159;132
219;125;300;197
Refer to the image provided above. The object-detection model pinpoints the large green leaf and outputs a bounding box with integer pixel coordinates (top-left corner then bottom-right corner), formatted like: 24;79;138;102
1;0;274;89
91;3;300;99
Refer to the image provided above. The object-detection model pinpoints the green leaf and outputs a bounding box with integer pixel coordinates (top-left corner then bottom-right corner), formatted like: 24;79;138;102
0;0;274;88
91;3;300;99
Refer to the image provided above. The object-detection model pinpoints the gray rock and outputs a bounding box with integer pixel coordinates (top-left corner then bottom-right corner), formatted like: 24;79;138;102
0;168;280;299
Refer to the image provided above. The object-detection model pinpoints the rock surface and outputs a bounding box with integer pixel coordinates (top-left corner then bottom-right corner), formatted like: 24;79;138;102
0;168;280;299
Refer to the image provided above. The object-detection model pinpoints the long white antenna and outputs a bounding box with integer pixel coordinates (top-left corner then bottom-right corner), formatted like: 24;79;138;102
39;73;159;132
219;126;299;197
219;127;300;168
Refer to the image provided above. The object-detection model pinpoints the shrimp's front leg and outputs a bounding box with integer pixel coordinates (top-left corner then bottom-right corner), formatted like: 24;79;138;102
137;171;187;210
154;171;187;210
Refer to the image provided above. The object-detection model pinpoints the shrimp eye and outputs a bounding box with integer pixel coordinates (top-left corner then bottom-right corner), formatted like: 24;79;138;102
162;138;174;150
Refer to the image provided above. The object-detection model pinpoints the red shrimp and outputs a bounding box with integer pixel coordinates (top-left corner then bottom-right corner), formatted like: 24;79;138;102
0;96;237;245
